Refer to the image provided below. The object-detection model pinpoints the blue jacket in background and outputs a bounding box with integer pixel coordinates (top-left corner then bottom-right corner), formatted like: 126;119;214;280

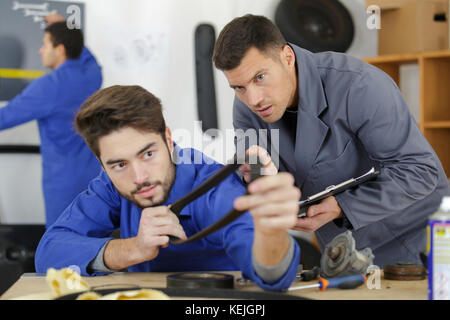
0;47;102;227
35;147;300;291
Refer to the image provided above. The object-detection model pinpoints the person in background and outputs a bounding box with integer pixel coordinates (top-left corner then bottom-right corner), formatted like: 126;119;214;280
0;14;102;227
212;14;449;267
35;85;301;291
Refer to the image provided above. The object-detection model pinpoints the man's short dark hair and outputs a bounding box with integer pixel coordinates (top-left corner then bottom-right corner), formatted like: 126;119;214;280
75;85;166;158
45;22;83;59
213;14;286;71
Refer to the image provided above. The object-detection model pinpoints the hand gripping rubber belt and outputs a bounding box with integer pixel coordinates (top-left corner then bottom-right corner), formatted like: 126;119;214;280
169;155;263;245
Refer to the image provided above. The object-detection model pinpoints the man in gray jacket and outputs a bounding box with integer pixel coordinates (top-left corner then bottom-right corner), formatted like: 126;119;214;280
212;14;449;267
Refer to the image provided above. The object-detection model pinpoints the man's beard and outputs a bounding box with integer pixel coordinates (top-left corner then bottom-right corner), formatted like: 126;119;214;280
118;161;176;209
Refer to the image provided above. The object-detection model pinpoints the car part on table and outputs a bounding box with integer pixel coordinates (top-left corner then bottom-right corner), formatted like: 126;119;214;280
320;230;374;277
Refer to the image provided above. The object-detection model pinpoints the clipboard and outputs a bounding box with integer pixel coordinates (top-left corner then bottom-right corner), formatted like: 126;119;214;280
298;167;380;217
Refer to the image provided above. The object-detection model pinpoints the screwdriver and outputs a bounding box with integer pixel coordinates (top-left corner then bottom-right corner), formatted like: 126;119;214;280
287;273;366;292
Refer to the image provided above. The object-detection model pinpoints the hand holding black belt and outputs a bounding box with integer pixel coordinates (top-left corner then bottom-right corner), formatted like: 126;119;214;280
169;155;263;245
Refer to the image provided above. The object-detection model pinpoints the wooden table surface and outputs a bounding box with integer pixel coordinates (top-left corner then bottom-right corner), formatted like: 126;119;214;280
0;271;428;300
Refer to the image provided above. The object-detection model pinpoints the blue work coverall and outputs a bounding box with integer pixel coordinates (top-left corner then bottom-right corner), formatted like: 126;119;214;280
0;47;102;227
35;147;300;291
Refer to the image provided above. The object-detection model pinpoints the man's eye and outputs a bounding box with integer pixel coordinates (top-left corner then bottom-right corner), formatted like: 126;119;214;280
112;162;126;170
144;151;153;159
256;74;265;81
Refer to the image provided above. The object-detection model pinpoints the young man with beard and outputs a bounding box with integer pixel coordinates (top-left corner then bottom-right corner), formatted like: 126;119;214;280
35;85;301;291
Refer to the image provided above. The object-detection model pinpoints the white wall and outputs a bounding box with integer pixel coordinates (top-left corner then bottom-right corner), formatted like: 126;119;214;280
0;153;44;224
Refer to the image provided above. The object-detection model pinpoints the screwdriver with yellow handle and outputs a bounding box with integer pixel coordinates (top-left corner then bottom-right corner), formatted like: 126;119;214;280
287;273;367;292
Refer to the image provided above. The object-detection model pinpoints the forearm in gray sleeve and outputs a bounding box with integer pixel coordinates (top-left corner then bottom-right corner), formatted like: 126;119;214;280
251;236;295;284
87;240;116;274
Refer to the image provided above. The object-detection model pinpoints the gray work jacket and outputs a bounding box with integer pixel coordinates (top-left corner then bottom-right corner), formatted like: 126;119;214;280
233;43;449;267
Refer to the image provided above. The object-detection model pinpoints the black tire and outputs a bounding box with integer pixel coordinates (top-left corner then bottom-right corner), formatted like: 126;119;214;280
275;0;354;53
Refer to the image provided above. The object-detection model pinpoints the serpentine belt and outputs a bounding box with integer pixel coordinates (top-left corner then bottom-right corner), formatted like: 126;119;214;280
168;155;263;245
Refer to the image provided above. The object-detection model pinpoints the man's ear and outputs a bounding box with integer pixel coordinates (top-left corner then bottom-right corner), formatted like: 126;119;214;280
165;127;174;153
281;44;295;68
56;44;67;59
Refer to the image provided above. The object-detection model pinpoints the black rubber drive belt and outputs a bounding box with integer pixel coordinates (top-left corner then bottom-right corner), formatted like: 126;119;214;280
169;156;262;245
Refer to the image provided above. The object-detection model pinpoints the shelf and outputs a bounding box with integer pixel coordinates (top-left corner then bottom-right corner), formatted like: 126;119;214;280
423;129;450;178
423;122;450;129
364;50;450;177
421;59;450;123
363;53;419;65
364;50;450;64
422;50;450;59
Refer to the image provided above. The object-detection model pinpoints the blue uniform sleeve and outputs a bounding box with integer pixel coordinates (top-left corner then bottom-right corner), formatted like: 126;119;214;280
34;172;121;276
200;171;300;291
0;46;98;131
0;75;58;130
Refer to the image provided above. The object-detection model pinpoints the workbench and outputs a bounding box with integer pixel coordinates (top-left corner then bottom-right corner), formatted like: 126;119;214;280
0;271;428;300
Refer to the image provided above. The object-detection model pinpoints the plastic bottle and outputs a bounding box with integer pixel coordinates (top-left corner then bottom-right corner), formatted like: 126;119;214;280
427;196;450;300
